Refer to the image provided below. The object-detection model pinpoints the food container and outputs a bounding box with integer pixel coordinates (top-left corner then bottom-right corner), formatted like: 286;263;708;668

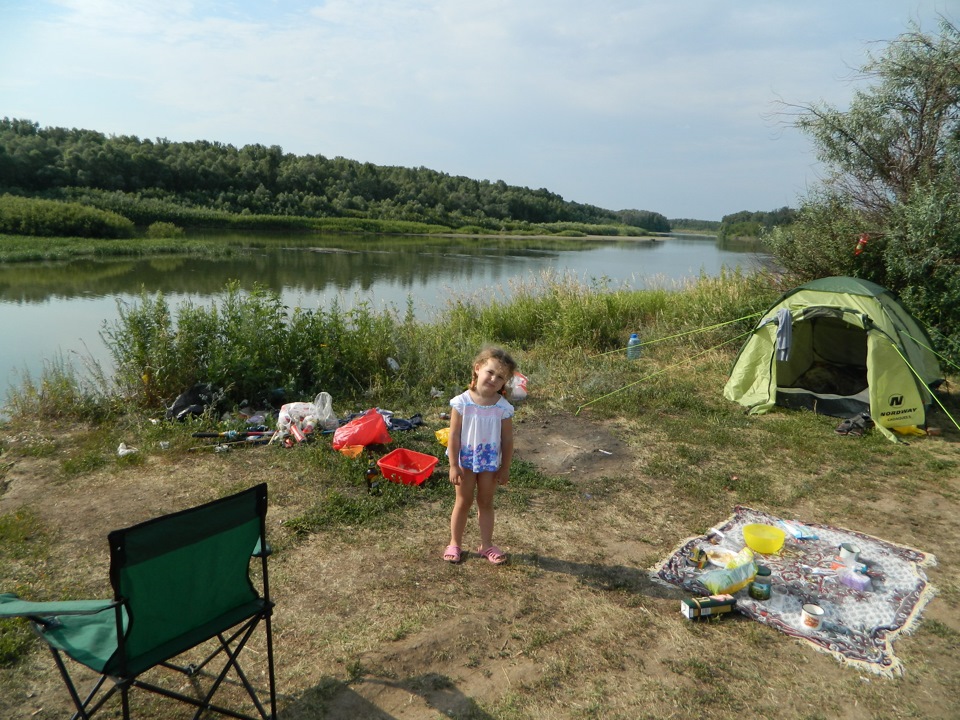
681;594;737;620
687;546;707;570
839;569;872;592
749;565;772;600
742;523;786;555
801;603;825;630
376;448;439;485
838;542;861;563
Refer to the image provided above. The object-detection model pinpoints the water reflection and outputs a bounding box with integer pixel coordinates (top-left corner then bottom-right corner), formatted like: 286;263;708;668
1;233;769;397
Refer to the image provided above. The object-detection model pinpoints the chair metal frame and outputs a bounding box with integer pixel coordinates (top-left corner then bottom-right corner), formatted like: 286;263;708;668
1;483;277;720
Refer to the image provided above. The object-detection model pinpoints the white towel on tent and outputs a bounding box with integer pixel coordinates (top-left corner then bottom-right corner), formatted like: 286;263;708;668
775;308;792;361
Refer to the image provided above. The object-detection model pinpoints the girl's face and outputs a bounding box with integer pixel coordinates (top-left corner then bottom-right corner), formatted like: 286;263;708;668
474;358;510;396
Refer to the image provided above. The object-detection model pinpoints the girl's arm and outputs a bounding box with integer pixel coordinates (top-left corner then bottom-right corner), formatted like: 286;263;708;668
497;417;514;485
448;408;464;485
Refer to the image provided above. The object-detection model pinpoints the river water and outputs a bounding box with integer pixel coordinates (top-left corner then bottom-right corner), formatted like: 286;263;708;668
0;233;768;402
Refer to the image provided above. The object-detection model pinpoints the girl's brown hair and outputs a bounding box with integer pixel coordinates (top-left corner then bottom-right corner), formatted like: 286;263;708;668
469;346;517;396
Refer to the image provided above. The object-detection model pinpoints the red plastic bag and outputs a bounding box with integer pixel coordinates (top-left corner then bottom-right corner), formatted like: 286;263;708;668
332;409;393;450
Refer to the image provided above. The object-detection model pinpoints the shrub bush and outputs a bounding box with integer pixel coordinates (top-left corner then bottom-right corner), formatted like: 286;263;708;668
0;194;134;238
144;221;185;238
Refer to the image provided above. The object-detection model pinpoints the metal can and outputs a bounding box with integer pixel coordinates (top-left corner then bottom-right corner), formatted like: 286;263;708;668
688;546;707;570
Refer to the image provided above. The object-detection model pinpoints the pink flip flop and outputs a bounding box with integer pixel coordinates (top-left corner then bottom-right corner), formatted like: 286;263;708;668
477;545;507;565
443;545;462;563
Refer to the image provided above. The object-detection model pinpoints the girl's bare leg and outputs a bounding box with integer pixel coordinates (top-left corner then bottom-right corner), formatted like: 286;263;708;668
475;471;498;551
449;470;477;548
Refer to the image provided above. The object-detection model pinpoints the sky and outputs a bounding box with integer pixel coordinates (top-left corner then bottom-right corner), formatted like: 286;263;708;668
0;1;956;221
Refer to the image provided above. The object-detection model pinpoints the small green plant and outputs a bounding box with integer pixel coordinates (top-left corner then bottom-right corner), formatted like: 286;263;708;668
61;449;110;476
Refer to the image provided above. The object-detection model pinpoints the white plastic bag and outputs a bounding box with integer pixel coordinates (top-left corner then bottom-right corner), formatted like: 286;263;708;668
313;392;338;431
508;372;528;402
278;392;338;434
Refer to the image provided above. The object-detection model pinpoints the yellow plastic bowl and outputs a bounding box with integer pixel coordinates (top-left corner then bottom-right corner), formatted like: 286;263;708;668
742;523;786;554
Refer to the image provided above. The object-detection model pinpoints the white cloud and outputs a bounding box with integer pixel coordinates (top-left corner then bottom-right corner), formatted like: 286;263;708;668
0;0;955;218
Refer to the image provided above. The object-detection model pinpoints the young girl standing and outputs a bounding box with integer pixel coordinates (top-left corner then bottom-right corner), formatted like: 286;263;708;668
443;347;517;565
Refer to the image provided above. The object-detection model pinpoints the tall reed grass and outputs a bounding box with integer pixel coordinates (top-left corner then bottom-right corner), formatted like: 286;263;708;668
5;270;779;420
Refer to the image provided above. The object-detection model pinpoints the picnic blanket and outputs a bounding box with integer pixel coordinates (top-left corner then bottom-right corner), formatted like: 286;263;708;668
652;505;938;677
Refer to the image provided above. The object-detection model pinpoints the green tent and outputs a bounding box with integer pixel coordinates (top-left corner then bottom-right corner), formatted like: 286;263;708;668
724;276;942;433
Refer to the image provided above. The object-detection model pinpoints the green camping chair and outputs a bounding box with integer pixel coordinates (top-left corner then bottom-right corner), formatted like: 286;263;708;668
0;483;277;719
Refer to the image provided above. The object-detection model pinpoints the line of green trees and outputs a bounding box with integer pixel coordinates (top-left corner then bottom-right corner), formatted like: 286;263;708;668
717;207;798;240
0;118;670;234
668;218;722;233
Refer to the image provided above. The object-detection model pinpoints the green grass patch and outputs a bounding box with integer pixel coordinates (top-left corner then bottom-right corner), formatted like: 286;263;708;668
0;509;51;667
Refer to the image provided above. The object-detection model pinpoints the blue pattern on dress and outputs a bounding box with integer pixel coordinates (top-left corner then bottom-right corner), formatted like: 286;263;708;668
459;443;500;472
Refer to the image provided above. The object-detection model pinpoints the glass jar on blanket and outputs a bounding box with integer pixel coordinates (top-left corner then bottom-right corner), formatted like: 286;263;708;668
749;565;772;601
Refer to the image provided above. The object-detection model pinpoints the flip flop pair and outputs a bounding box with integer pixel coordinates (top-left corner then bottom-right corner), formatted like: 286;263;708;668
443;544;508;564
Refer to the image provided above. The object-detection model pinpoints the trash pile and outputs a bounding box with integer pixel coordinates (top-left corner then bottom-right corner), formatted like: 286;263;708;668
126;370;530;488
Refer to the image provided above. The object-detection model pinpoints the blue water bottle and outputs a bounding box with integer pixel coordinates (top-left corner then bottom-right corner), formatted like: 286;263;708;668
627;333;641;360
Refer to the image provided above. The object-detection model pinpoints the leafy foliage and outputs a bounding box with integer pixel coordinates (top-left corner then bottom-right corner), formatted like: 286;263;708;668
82;270;776;416
792;20;960;218
670;218;722;233
0;118;669;234
718;207;797;240
144;221;185;238
770;18;960;363
0;193;134;238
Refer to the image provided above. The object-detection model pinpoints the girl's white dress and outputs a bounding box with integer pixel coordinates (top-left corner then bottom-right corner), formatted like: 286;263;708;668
449;391;514;472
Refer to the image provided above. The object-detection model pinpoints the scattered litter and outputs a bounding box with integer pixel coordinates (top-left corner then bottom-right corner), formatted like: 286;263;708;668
332;408;393;450
277;391;338;440
508;371;528;402
117;443;138;457
596;449;612;455
166;382;222;421
386;357;400;371
431;387;444;398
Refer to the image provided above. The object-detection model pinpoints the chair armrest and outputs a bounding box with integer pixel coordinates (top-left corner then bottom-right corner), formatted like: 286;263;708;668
0;593;117;620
